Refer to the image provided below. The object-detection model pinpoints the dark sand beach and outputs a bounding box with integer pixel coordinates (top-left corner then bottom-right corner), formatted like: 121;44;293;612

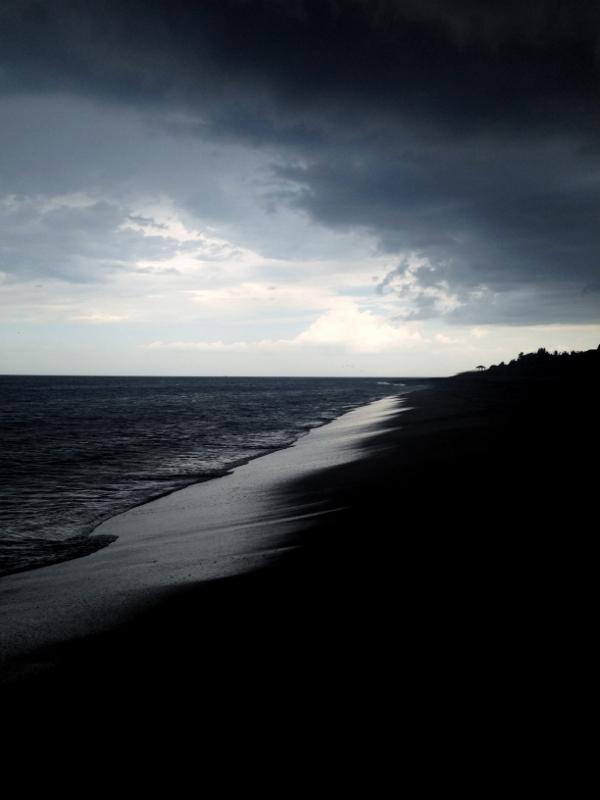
2;366;596;766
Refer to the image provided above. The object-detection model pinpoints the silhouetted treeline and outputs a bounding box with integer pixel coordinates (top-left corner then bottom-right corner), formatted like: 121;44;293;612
459;345;600;380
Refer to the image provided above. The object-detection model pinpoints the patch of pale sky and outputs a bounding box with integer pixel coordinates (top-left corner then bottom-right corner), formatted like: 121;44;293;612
0;110;598;375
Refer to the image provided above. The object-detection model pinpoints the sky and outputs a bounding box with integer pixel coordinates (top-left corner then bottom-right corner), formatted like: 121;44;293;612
1;0;599;376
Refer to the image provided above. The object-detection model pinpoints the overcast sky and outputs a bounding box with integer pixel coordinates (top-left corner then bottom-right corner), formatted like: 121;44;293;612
2;0;599;375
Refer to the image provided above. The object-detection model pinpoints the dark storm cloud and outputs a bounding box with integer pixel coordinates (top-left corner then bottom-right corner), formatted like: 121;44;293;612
274;140;600;322
1;1;600;322
2;1;598;136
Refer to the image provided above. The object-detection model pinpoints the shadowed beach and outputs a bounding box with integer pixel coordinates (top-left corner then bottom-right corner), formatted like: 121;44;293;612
2;355;597;755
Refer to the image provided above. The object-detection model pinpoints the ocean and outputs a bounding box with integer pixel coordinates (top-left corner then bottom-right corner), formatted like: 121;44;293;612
0;375;404;577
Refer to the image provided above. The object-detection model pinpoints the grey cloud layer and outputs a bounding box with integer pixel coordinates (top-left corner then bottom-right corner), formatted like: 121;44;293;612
0;197;184;282
1;1;599;323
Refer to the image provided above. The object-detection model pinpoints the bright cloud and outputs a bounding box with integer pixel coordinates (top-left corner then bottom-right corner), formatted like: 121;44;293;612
146;300;423;354
377;255;465;319
296;301;422;352
71;312;128;324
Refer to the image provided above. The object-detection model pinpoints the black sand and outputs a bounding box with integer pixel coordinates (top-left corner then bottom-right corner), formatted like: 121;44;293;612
2;373;596;771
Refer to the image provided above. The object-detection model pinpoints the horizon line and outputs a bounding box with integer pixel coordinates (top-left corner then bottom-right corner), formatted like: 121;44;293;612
0;372;443;380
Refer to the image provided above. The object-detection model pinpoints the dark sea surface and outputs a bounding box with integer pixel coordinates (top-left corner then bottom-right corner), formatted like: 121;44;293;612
0;376;404;576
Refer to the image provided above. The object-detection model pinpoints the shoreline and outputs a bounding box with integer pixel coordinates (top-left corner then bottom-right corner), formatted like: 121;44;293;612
1;387;409;580
0;392;406;683
86;388;407;537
